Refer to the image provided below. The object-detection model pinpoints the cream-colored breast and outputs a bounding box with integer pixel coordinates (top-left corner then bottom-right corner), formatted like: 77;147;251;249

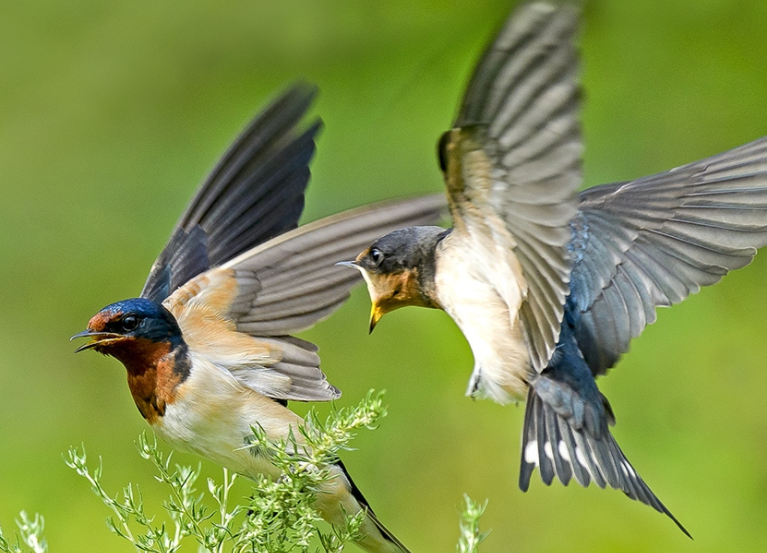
434;231;532;404
151;352;397;553
151;353;301;480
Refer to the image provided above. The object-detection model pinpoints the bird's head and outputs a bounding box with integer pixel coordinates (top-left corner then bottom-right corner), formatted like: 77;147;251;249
339;226;448;332
72;298;184;370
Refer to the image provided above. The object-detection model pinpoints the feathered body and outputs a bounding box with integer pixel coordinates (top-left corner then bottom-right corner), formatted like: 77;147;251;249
434;230;530;403
350;1;767;537
75;84;446;553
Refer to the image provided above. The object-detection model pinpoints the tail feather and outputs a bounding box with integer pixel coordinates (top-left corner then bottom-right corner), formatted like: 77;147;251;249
335;460;411;553
363;509;412;553
543;399;572;484
520;389;691;538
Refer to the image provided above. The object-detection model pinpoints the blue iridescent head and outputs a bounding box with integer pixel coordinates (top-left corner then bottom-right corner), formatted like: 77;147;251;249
72;298;183;354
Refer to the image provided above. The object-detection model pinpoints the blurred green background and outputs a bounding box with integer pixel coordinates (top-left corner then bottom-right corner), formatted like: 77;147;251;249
2;0;767;551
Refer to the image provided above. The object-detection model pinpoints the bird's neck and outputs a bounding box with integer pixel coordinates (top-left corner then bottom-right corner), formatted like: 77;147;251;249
109;338;191;423
420;229;452;309
414;262;441;309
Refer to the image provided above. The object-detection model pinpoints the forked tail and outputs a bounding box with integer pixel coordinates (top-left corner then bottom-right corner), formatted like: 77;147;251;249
335;460;412;553
520;387;691;538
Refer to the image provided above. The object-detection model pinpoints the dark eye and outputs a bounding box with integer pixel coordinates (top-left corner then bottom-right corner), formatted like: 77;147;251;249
370;247;384;266
121;315;139;331
437;130;450;173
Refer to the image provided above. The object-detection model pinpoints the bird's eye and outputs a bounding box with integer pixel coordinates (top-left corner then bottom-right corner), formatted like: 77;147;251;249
437;131;450;173
370;247;384;266
121;315;139;331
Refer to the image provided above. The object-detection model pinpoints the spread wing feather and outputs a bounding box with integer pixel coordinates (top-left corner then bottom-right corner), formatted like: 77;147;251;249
224;195;446;336
142;83;321;302
168;195;446;402
571;136;767;375
443;2;582;372
146;82;447;402
222;195;445;401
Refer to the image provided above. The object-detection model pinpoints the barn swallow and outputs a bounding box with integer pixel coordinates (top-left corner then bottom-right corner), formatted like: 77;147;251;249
72;83;445;553
345;1;767;535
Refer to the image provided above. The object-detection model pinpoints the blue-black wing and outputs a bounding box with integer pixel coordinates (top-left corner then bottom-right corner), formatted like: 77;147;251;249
570;136;767;375
141;83;320;302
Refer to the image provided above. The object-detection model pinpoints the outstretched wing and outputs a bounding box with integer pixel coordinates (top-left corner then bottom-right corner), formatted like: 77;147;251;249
440;2;582;372
166;195;446;402
142;83;321;302
570;136;767;375
222;195;446;337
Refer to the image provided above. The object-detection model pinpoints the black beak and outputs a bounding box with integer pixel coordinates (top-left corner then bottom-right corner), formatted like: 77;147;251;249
335;261;359;269
70;329;121;352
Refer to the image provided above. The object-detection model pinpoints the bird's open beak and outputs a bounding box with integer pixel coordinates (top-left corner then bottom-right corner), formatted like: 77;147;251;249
335;260;358;269
369;303;384;334
336;261;384;333
70;329;123;352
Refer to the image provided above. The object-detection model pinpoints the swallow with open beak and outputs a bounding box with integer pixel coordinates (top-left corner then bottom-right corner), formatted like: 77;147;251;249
344;1;767;535
72;83;444;553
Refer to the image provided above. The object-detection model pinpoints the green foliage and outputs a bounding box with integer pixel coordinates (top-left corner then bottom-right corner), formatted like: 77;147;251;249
0;513;48;553
59;391;488;552
456;496;489;553
63;392;384;553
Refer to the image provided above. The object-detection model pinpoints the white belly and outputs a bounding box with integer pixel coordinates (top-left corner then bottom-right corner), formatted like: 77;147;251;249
151;356;395;552
434;233;532;404
151;355;297;480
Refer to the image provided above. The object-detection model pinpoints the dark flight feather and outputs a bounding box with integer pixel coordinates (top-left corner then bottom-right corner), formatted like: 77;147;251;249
142;83;320;302
446;2;583;373
571;135;767;375
220;195;446;403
